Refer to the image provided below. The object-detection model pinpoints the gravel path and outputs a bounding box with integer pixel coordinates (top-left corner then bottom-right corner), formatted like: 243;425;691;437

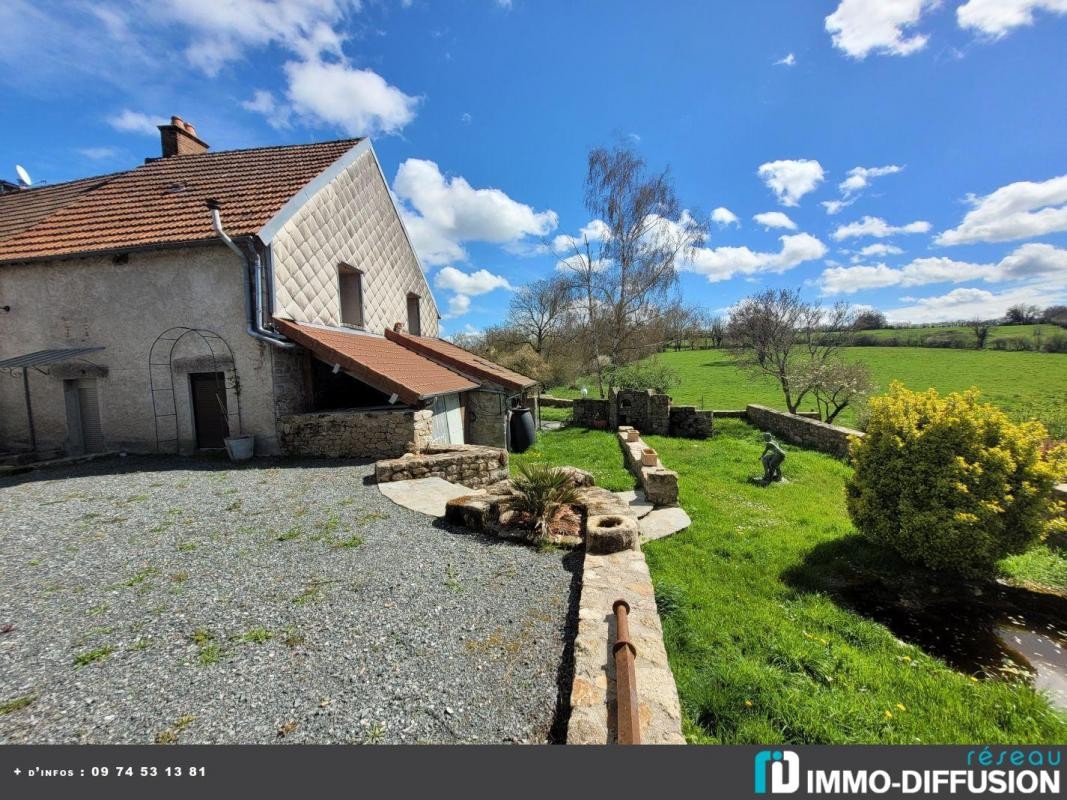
0;456;579;744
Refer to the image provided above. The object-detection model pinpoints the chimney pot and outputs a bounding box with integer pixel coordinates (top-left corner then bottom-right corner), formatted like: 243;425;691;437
158;116;209;158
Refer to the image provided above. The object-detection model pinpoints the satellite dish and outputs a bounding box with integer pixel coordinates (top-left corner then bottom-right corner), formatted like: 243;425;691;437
15;165;32;187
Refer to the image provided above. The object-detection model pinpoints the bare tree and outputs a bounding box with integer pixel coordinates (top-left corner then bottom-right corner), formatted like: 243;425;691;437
801;360;873;423
558;144;706;396
506;277;572;354
727;289;855;414
708;315;726;348
969;317;993;349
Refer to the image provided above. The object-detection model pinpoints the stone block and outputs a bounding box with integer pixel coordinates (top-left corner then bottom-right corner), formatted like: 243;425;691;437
444;494;493;533
586;514;640;554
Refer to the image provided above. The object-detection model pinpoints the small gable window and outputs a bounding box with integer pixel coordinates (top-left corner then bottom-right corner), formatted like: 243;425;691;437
338;264;364;328
407;293;422;336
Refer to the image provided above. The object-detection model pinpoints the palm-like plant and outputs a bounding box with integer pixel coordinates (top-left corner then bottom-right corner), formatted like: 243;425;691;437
502;463;582;542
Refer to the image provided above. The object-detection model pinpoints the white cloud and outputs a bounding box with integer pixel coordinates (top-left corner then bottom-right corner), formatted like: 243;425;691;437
957;0;1067;37
682;233;828;283
284;58;420;137
393;158;558;267
936;173;1067;245
822;198;855;215
433;266;512;296
817;242;1067;294
711;207;740;227
753;211;798;230
832;215;931;240
460;112;472;124
78;147;119;160
757;159;825;207
774;52;797;66
858;243;905;258
885;281;1067;324
825;0;935;58
445;294;471;318
839;164;904;195
107;109;164;136
551;219;612;253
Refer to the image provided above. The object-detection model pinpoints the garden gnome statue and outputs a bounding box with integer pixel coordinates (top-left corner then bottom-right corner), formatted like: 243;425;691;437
759;432;785;483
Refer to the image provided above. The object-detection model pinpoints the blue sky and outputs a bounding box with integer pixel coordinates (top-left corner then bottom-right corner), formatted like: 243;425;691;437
2;0;1066;335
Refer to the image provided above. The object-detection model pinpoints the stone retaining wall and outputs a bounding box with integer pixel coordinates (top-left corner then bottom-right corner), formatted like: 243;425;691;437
617;428;679;506
567;548;685;744
375;443;509;488
745;404;863;459
278;407;432;459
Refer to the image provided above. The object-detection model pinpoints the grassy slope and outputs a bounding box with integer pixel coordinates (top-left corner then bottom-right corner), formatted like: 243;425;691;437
524;423;1067;743
549;347;1067;437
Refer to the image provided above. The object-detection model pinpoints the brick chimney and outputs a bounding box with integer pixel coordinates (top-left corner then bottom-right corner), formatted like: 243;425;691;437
158;116;209;158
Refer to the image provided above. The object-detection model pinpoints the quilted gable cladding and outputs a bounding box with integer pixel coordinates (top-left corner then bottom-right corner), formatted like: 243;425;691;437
269;148;438;337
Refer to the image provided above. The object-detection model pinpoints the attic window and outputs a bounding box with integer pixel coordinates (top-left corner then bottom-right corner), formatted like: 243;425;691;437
406;293;422;336
338;264;364;328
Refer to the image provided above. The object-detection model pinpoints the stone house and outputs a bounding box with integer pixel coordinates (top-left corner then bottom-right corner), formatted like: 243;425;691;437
0;117;536;460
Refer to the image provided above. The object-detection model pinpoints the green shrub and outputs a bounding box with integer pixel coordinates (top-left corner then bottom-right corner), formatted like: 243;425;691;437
501;463;581;543
607;357;680;393
846;383;1067;578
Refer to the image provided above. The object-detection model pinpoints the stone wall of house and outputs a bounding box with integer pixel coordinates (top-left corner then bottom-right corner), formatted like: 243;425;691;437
464;389;508;449
668;406;713;439
271;348;312;418
573;398;610;428
610;389;671;435
375;443;508;488
745;404;863;459
278;407;432;459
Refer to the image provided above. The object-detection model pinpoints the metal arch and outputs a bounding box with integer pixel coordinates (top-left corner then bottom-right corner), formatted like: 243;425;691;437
147;327;242;453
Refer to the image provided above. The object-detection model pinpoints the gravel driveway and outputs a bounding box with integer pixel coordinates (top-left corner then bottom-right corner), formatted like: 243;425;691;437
0;456;578;744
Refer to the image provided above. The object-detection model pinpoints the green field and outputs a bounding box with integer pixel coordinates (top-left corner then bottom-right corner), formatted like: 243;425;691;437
549;347;1067;437
514;424;1067;744
854;324;1052;346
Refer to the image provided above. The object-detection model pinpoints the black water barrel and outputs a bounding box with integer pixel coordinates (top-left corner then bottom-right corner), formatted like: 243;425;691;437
509;407;536;453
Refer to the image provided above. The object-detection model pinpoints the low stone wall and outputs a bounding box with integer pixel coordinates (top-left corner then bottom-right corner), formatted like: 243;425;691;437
610;388;671;435
745;404;863;459
567;548;685;744
711;409;747;418
278;407;432;459
617;428;679;506
538;395;574;408
668;405;713;438
375;443;509;489
573;398;610;428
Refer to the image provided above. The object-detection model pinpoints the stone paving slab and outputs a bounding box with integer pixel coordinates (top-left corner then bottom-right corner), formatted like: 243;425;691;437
378;476;474;517
639;506;692;542
613;489;654;519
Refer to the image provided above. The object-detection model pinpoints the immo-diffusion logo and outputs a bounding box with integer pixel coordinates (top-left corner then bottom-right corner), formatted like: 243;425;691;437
754;750;801;794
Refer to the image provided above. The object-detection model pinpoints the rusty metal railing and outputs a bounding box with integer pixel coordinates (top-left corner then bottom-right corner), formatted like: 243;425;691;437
612;598;641;744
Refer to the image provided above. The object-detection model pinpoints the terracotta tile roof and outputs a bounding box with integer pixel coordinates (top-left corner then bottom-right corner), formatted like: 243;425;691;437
0;139;360;264
274;318;478;406
385;327;538;391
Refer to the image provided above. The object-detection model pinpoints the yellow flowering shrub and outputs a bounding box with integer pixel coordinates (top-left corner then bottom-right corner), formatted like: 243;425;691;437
846;383;1067;578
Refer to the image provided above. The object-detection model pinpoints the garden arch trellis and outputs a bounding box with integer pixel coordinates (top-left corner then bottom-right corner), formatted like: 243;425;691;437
148;327;241;453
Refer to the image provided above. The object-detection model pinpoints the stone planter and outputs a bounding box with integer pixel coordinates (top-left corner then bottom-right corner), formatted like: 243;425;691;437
641;448;658;467
627;429;640;442
586;514;640;554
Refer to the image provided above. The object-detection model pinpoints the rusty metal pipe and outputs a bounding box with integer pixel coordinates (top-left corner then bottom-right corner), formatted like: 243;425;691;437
612;598;641;744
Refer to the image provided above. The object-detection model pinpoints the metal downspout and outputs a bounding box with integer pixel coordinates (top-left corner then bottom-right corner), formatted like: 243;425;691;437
208;201;296;350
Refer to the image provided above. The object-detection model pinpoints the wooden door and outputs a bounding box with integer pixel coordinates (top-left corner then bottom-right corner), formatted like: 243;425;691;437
190;372;228;449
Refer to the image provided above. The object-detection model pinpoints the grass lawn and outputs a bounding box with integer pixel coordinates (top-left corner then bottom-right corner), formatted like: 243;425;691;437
548;347;1067;437
511;426;634;491
855;324;1054;346
525;422;1067;743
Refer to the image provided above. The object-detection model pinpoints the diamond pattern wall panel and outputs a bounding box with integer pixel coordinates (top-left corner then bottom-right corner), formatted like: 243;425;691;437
271;151;438;336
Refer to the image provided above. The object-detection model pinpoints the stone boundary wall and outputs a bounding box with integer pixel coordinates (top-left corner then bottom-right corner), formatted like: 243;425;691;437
376;443;509;489
668;405;714;438
573;398;610;428
745;404;863;459
567;548;685;744
278;408;432;459
539;396;574;408
711;409;748;418
617;428;679;506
